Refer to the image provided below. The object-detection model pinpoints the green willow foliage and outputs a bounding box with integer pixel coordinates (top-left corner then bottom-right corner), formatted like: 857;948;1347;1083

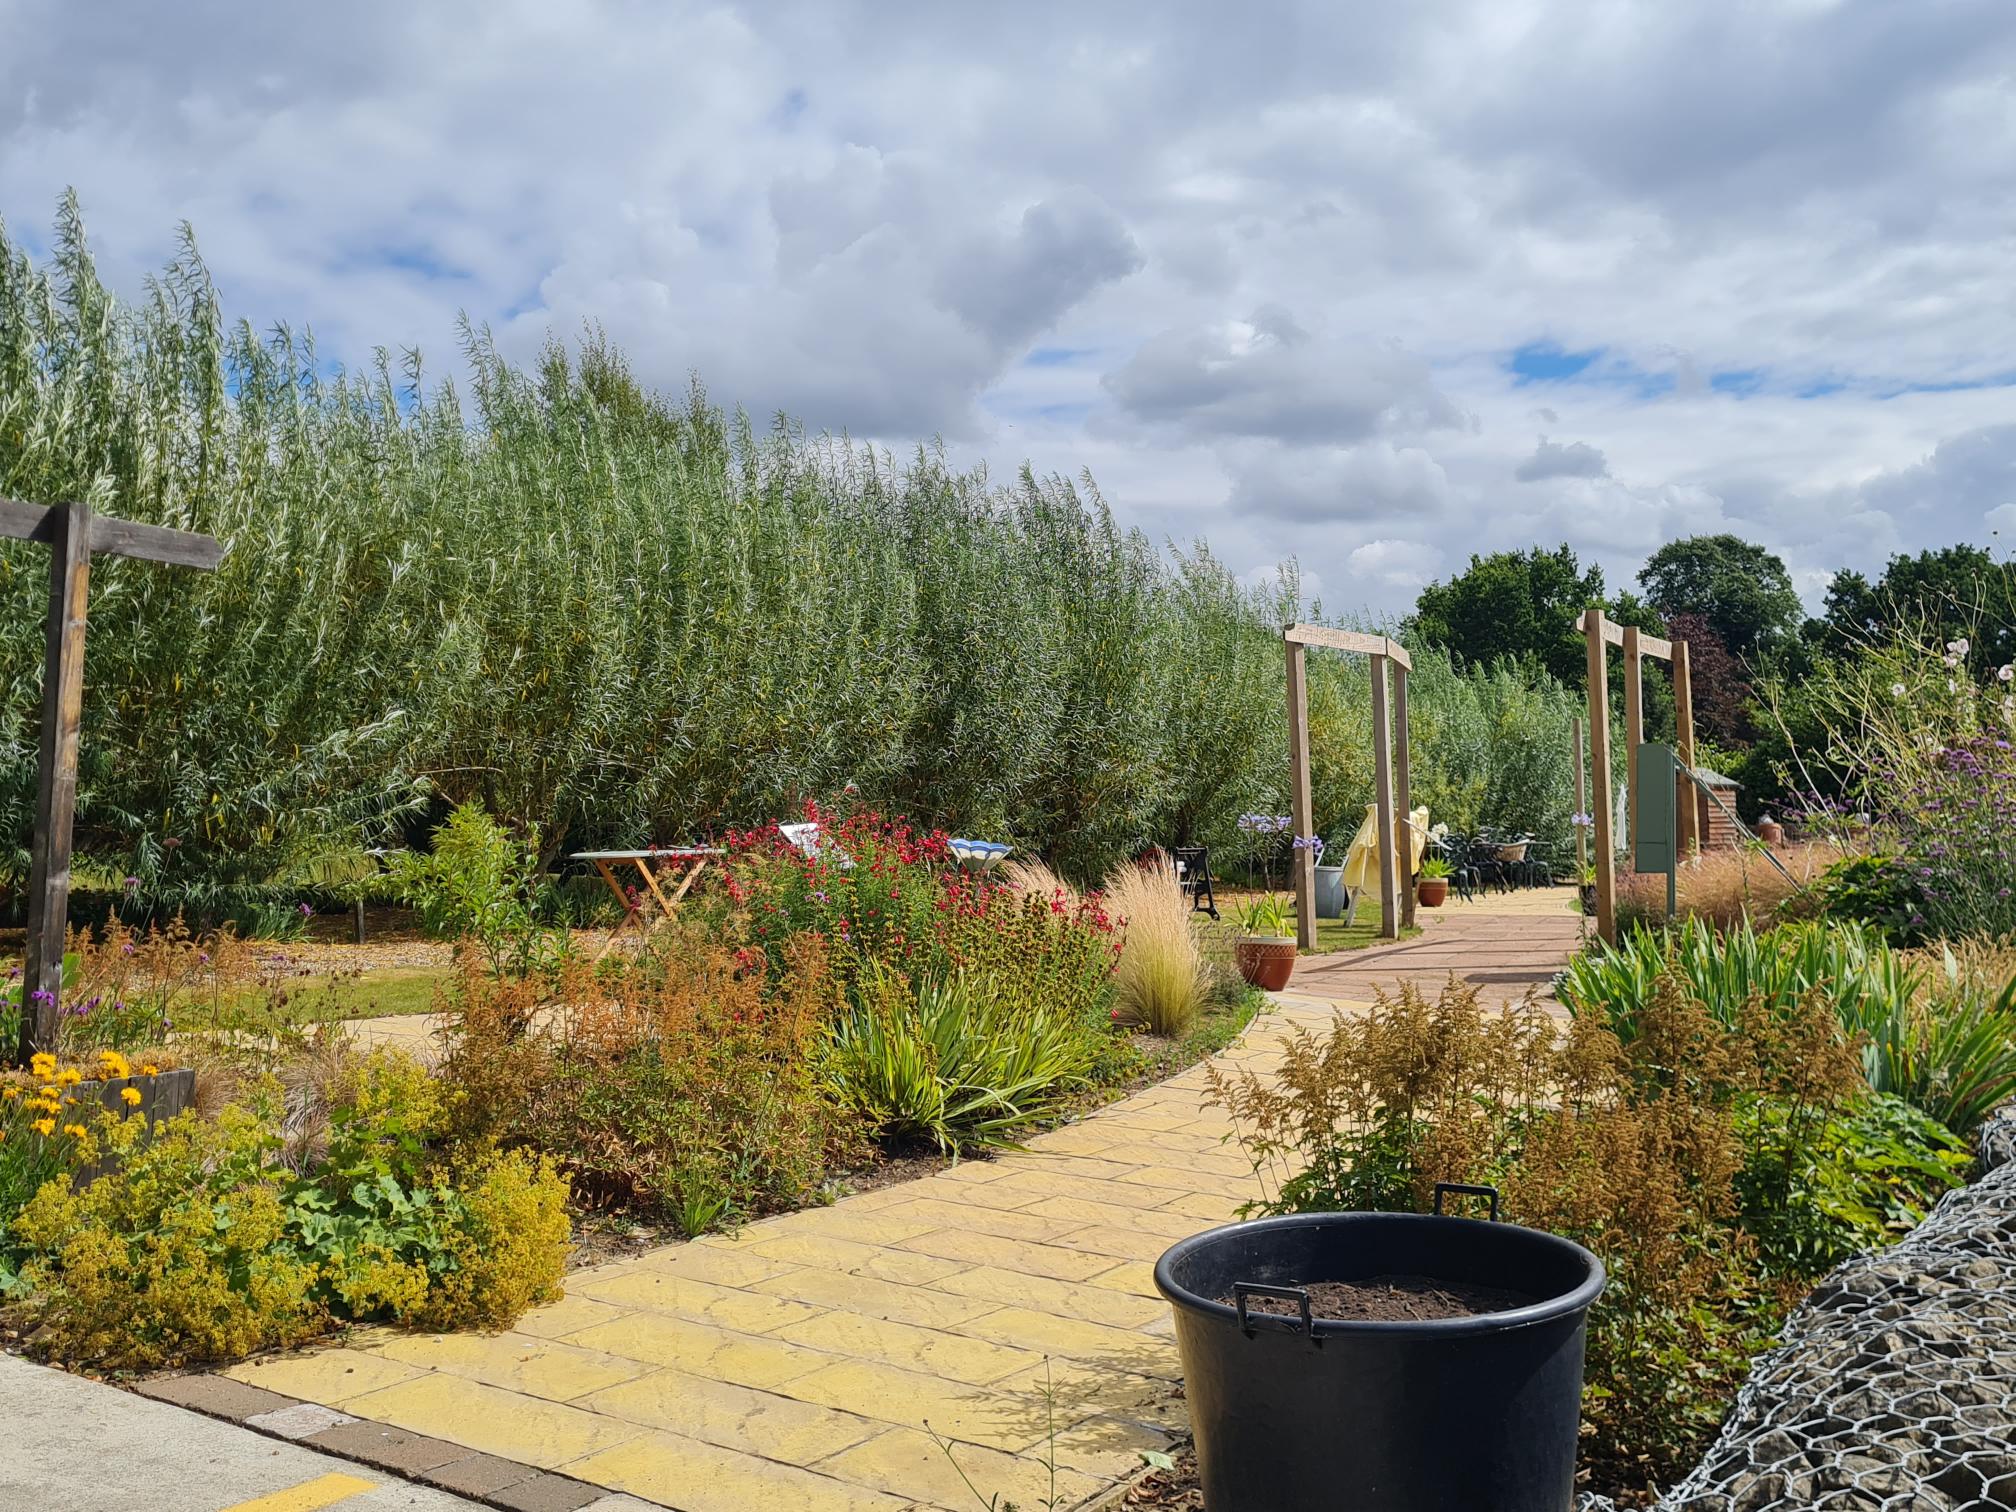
0;202;1581;903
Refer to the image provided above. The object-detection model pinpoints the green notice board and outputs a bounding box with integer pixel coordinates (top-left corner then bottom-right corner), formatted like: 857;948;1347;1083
1635;742;1678;893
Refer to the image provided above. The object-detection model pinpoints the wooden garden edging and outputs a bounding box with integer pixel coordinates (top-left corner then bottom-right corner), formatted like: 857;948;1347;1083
1283;625;1413;950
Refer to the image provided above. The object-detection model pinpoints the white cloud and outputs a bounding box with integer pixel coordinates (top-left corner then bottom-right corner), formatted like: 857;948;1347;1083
1515;437;1610;482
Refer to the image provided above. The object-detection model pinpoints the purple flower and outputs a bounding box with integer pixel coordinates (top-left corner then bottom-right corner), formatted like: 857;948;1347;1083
298;903;314;917
122;876;140;891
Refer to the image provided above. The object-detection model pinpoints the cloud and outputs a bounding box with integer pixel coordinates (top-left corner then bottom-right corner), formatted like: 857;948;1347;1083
1348;538;1443;593
1227;441;1454;523
7;0;2016;616
1515;437;1610;482
1105;310;1465;443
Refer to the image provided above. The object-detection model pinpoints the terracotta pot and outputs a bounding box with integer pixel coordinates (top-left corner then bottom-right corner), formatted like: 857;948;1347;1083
1417;877;1449;908
1236;935;1297;991
1755;819;1785;846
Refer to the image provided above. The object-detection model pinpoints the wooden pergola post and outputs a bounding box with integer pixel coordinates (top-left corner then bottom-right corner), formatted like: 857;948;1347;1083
1585;611;1616;945
3;497;221;1061
1286;638;1317;949
1282;625;1413;947
1394;659;1414;932
1622;625;1644;847
1371;651;1398;936
1672;639;1697;856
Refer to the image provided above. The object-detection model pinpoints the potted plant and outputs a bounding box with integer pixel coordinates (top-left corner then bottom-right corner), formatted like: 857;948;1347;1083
1234;894;1297;991
1156;1186;1604;1512
1576;863;1597;915
1416;856;1452;908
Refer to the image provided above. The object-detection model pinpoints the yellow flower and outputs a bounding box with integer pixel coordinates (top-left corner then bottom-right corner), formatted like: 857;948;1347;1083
97;1051;131;1080
30;1118;53;1137
55;1068;81;1087
140;1064;160;1076
62;1123;86;1139
119;1087;142;1107
28;1098;59;1115
28;1053;55;1079
0;1085;17;1100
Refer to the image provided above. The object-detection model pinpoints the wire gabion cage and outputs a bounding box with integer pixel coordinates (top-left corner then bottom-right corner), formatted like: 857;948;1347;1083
1581;1106;2016;1512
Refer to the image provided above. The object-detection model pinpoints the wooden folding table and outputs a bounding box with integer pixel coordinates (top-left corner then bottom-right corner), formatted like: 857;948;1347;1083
572;846;725;958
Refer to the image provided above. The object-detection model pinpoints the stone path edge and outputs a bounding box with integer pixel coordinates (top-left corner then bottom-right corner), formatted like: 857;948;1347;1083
133;1371;628;1512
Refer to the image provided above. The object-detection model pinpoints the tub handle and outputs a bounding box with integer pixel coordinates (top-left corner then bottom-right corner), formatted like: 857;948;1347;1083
1433;1182;1501;1222
1232;1282;1314;1339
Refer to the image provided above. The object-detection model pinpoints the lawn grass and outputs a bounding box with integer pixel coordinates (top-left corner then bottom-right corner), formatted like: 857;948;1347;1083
206;968;448;1030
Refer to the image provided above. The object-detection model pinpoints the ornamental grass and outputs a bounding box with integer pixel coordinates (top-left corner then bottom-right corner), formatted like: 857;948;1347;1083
1103;854;1207;1037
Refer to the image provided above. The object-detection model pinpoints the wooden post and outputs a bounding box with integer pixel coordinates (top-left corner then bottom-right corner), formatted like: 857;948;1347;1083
1394;659;1414;931
1586;611;1616;946
1371;651;1398;940
1573;717;1587;872
1622;624;1643;850
1672;638;1697;857
22;501;93;1060
1286;638;1316;950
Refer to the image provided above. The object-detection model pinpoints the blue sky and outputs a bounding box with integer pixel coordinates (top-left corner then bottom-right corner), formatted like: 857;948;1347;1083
6;0;2016;613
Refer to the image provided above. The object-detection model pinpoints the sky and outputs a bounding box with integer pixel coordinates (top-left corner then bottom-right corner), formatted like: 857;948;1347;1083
5;0;2016;617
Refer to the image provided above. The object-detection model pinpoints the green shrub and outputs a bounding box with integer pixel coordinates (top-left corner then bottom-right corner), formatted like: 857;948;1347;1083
825;965;1101;1150
1561;917;2016;1136
445;932;855;1235
13;1092;323;1369
1559;918;1917;1046
0;205;1583;917
1810;853;1925;944
388;802;563;977
8;1052;571;1368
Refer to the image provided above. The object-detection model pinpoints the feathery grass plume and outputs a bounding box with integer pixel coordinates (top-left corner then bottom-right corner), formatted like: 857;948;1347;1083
1103;854;1206;1036
1001;858;1081;912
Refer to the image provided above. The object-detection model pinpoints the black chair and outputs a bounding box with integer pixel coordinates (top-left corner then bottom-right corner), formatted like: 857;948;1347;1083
1171;846;1220;920
1435;832;1478;903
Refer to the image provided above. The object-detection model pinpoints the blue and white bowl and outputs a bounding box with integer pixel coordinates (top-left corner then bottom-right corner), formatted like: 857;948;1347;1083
947;838;1013;872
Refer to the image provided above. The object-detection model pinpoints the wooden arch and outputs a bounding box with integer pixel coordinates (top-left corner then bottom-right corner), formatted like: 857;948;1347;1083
1579;608;1697;945
1283;625;1413;949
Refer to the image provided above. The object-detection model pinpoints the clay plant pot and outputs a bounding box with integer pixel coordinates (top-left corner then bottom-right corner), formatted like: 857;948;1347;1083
1755;818;1785;846
1236;935;1297;991
1417;877;1449;908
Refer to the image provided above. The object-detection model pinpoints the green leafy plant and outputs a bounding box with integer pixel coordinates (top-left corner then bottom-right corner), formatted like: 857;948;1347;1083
1235;894;1292;937
1417;856;1453;880
1809;853;1926;944
388;802;565;978
825;965;1101;1151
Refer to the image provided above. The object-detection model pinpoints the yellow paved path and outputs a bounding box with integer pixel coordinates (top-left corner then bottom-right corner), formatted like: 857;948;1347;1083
228;890;1578;1511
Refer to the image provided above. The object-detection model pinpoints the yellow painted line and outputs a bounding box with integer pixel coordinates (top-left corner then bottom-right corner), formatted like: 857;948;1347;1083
219;1472;378;1512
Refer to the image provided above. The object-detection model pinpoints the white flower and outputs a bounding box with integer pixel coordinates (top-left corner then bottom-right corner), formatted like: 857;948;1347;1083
1949;678;1959;693
1944;653;1961;669
2000;664;2013;684
1950;638;1972;656
1892;682;1908;698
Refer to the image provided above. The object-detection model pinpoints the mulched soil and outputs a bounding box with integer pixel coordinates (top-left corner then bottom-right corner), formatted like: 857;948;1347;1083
1223;1273;1536;1322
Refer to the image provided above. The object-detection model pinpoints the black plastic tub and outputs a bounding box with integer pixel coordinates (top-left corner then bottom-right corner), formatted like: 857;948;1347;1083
1155;1186;1604;1512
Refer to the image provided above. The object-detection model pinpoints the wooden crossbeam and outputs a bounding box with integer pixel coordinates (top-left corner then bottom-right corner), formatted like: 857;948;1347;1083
0;497;223;570
1575;610;1672;661
1283;623;1413;671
